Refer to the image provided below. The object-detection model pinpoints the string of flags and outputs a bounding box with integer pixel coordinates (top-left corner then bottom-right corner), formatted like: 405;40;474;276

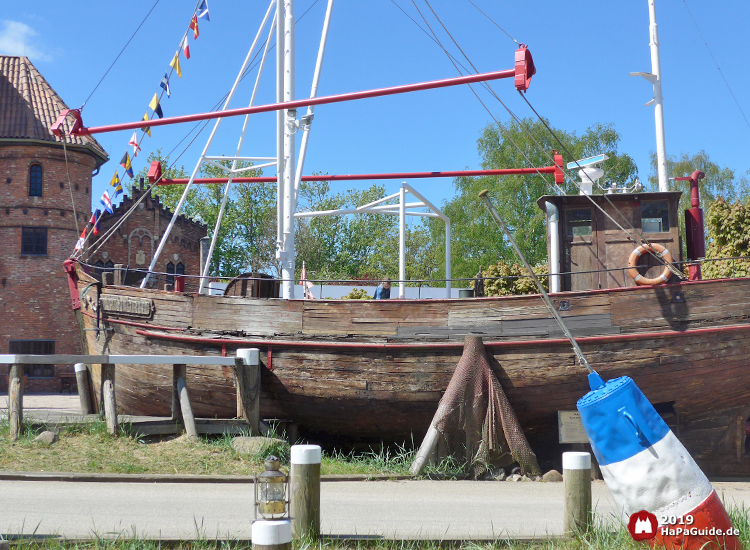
79;0;211;255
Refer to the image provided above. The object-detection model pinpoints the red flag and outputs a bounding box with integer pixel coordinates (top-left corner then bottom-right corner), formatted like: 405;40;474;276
189;14;199;39
181;36;190;59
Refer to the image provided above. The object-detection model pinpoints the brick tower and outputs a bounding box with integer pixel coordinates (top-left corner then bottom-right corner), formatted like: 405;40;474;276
0;56;108;392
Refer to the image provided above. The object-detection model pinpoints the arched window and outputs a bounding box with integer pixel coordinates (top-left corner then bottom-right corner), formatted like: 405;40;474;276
105;260;114;271
29;164;43;197
94;260;104;277
176;262;185;276
166;262;175;285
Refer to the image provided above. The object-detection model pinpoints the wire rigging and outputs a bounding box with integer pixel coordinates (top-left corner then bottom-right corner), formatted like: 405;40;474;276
465;0;518;45
681;0;750;133
82;0;162;109
397;0;684;278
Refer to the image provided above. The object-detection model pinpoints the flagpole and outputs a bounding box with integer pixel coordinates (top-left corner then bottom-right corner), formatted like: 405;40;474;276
280;0;296;299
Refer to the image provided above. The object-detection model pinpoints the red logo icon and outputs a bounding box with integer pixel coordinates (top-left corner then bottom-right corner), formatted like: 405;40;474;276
628;510;658;541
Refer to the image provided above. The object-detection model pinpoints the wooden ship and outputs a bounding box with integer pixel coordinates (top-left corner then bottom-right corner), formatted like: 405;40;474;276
66;181;750;476
58;2;750;477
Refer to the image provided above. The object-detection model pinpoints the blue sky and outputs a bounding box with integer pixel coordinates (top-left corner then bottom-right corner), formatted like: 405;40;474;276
2;0;749;214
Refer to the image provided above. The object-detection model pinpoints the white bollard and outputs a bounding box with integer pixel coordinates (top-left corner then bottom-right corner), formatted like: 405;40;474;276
252;519;292;550
563;451;591;534
290;444;321;539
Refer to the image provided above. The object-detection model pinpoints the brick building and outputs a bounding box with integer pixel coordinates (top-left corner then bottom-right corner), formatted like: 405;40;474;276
86;179;207;290
0;56;108;391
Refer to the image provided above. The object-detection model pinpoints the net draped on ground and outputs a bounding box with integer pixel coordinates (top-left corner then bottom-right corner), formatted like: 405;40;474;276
431;336;541;478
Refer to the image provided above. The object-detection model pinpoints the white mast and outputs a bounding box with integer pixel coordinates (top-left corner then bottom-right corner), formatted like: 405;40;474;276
279;0;297;299
631;0;669;192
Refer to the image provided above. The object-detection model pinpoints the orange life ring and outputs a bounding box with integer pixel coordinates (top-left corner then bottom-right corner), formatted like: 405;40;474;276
627;243;673;285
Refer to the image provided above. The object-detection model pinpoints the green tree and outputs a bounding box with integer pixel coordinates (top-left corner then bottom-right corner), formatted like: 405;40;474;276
428;119;638;279
703;197;750;279
130;150;276;278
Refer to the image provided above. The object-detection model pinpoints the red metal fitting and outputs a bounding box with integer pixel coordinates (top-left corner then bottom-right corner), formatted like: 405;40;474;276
50;109;84;137
514;44;536;93
148;161;163;184
553;151;564;184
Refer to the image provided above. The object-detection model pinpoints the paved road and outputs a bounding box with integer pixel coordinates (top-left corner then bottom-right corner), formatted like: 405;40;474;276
2;479;750;541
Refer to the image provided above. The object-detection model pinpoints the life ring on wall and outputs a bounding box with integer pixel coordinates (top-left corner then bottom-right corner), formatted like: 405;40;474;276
627;243;673;285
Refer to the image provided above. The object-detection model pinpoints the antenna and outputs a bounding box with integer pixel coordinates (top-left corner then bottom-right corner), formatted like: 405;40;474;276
567;154;609;195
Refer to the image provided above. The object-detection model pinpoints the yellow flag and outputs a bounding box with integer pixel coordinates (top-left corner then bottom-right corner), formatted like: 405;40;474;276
142;113;151;137
170;52;182;78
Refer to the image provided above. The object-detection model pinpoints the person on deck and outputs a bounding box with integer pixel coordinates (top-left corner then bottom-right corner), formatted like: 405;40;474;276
373;277;392;299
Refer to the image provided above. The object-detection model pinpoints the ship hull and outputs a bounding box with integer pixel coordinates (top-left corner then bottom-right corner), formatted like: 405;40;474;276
75;266;750;476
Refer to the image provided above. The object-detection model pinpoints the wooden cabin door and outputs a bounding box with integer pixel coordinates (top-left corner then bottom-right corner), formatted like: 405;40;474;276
562;207;599;291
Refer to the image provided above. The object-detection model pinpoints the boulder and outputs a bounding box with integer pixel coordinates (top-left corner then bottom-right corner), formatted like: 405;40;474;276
506;473;523;482
542;469;563;482
34;431;58;446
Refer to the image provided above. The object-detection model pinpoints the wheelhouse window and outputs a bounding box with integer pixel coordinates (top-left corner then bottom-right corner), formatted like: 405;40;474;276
29;164;43;197
9;340;55;378
641;201;669;232
565;208;593;237
21;227;47;255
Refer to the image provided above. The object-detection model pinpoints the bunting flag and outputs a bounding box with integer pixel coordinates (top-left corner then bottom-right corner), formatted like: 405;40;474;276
149;93;164;119
74;227;87;251
142;113;152;137
100;190;114;214
189;14;199;38
109;171;120;188
181;35;191;59
160;72;171;98
128;131;141;157
197;0;210;21
91;209;102;236
120;152;134;178
113;180;124;199
170;52;182;77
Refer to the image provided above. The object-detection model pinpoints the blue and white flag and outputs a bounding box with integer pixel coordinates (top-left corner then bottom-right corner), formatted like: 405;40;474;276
197;0;210;21
160;72;171;98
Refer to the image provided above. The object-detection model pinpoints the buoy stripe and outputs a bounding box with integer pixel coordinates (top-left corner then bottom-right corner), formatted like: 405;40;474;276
634;274;643;283
599;430;712;520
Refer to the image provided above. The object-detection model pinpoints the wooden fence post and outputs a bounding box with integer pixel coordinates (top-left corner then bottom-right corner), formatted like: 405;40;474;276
236;348;260;435
8;364;24;441
563;451;592;535
290;444;321;539
173;363;197;442
101;363;118;436
74;363;93;415
252;520;292;550
113;264;125;286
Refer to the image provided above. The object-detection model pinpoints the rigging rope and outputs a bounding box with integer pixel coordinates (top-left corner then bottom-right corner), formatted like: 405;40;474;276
81;0;162;110
681;0;750;133
403;0;685;279
465;0;518;45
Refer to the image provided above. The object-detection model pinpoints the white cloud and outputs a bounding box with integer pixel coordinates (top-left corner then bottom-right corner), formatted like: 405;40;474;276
0;20;52;61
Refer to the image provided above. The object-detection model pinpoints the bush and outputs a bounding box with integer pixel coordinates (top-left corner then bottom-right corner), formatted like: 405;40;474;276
474;261;549;297
341;287;372;300
704;198;750;279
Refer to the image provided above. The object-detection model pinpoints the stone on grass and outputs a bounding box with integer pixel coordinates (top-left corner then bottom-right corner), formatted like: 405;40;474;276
542;469;563;482
232;436;285;455
34;431;58;446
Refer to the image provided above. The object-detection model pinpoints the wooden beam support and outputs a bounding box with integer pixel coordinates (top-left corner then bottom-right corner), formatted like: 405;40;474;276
235;349;260;435
174;364;197;442
74;363;93;415
8;364;23;441
101;363;118;436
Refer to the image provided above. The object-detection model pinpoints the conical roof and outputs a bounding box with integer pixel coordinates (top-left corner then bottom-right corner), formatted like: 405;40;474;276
0;55;108;167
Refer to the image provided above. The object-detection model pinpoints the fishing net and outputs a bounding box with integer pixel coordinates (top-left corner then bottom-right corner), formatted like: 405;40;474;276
431;336;541;478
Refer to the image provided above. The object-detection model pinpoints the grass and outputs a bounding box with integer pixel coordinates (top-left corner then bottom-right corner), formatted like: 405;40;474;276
0;414;451;477
3;512;750;549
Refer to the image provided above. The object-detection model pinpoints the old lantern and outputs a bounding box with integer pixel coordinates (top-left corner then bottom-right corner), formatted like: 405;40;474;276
254;455;288;519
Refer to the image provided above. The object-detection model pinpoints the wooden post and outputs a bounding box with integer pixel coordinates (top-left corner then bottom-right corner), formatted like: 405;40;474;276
236;348;260;435
74;363;93;415
101;363;118;436
252;520;292;550
172;364;183;423
290;444;321;539
563;451;592;535
409;424;440;476
8;364;23;441
113;264;125;286
102;271;114;286
173;364;197;442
